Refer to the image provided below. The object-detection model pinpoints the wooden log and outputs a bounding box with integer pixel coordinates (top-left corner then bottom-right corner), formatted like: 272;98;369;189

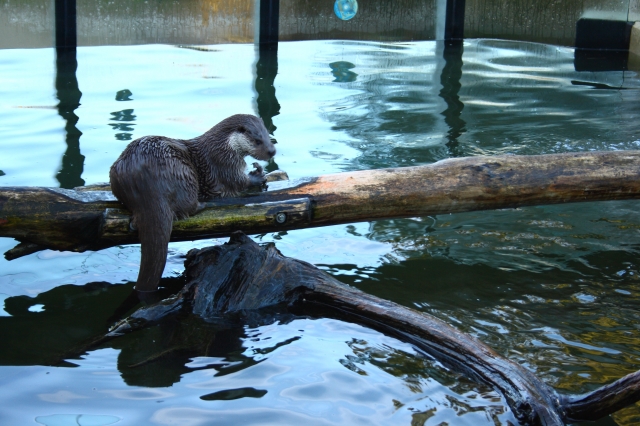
2;150;640;259
106;232;640;425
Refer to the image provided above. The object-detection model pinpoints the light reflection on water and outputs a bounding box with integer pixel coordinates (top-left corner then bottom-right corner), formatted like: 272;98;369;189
1;39;640;425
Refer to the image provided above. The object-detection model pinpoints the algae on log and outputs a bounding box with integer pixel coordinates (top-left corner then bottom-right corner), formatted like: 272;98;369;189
107;232;640;426
2;151;640;259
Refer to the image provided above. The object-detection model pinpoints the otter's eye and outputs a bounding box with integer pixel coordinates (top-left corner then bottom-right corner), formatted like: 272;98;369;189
255;139;263;145
237;126;246;133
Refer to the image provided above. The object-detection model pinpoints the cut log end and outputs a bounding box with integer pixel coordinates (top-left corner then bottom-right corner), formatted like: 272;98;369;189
4;241;47;260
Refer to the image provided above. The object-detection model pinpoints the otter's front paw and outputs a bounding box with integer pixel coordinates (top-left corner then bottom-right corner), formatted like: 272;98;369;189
248;162;268;190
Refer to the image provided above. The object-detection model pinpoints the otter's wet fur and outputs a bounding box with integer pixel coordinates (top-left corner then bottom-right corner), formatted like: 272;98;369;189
109;114;276;292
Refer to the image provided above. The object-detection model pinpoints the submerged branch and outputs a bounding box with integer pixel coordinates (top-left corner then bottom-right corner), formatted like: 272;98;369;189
107;232;640;425
561;370;640;422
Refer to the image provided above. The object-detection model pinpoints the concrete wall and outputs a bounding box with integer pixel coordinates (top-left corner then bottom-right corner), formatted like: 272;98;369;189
0;0;638;49
78;0;255;46
465;0;633;46
630;0;640;21
278;0;435;41
0;0;54;48
0;0;257;48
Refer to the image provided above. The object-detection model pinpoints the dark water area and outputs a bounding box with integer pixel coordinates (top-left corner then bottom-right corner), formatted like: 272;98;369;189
1;37;640;425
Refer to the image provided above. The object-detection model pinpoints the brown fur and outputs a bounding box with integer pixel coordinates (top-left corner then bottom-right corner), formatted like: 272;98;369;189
109;114;275;292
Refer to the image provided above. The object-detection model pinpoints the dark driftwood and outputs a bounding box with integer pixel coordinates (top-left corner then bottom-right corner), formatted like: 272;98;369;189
2;150;640;259
108;232;640;426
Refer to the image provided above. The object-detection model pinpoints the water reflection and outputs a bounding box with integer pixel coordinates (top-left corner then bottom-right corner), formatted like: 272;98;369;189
200;387;268;400
2;39;640;424
254;48;280;135
0;281;131;366
54;47;85;188
318;39;640;172
330;61;358;82
115;89;133;101
54;0;85;188
438;41;466;157
320;41;454;169
0;271;515;423
109;107;137;141
114;317;254;388
254;46;281;173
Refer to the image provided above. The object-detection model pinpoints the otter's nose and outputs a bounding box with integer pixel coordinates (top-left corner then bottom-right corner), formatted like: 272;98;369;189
268;147;276;158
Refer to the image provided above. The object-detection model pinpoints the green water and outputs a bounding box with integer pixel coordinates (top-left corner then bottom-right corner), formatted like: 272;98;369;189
1;39;640;425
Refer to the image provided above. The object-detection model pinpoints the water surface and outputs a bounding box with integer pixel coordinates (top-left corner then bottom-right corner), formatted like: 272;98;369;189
1;39;640;425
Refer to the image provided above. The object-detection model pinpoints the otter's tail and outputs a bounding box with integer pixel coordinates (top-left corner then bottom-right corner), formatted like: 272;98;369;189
134;202;174;292
110;142;185;293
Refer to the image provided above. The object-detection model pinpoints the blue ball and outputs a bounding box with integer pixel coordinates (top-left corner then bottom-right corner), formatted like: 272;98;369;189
334;0;358;21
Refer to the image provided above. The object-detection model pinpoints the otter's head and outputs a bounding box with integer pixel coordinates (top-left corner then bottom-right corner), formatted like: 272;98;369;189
223;114;276;161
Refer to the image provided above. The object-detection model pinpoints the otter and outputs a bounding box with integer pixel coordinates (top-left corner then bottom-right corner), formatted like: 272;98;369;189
109;114;276;292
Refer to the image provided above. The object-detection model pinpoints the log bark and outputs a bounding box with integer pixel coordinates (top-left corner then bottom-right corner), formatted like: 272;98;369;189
106;232;640;425
2;150;640;259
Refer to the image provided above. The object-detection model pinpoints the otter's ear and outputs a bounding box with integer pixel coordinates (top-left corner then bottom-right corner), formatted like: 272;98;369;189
237;126;246;134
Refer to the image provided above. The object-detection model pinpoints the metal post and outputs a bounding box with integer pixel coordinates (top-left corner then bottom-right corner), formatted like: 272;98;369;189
55;0;77;49
259;0;279;51
444;0;465;42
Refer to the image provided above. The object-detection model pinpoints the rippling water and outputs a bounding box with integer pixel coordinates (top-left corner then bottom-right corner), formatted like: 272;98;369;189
1;40;640;425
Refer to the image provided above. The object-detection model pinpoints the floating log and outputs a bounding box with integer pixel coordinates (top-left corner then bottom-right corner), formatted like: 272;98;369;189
106;232;640;426
2;150;640;259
